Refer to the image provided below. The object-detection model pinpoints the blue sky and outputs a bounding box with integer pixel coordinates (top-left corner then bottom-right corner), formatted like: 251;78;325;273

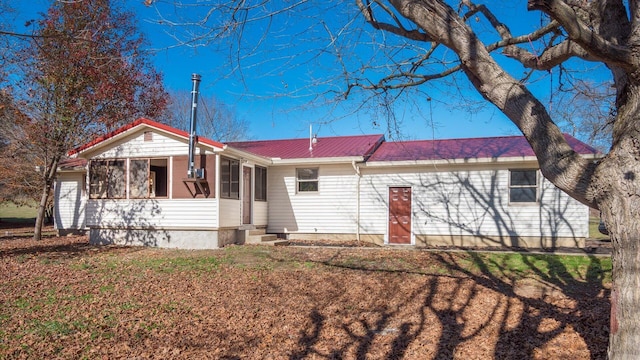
132;1;521;141
9;1;607;142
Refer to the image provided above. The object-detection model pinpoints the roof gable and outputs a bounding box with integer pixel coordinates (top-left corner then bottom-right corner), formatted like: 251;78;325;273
68;118;225;156
226;134;384;160
367;134;599;162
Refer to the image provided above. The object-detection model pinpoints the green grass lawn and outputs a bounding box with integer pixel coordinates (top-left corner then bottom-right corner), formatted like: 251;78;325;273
0;202;37;224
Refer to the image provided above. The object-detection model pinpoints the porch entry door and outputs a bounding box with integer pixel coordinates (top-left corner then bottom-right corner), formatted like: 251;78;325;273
242;166;252;224
388;187;412;244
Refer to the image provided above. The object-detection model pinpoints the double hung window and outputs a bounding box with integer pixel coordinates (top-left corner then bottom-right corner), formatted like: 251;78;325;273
509;169;538;203
296;168;318;193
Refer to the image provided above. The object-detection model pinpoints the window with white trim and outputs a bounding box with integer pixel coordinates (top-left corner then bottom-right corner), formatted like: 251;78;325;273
255;166;267;201
509;169;538;203
296;168;318;192
220;157;240;199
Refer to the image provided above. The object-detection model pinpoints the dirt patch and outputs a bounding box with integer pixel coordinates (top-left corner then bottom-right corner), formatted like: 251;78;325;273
0;234;610;359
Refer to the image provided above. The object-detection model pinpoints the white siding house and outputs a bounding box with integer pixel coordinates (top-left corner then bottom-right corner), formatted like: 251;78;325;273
55;118;599;249
266;164;360;237
357;165;589;248
55;118;271;249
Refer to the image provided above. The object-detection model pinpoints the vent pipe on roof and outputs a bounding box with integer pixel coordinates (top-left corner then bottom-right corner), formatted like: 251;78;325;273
187;74;202;179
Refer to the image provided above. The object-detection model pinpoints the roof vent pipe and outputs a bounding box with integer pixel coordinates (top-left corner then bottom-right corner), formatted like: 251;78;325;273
187;73;201;179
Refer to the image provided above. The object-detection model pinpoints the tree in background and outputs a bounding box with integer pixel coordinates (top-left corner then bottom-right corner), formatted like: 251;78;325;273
7;0;167;239
144;0;639;357
0;2;40;212
160;90;250;142
0;93;44;212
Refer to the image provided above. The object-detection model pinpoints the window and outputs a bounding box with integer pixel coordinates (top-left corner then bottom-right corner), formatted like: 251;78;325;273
221;157;240;199
509;169;538;203
296;168;318;193
89;160;125;199
255;166;267;201
129;158;168;198
129;160;149;198
90;158;167;199
149;159;168;197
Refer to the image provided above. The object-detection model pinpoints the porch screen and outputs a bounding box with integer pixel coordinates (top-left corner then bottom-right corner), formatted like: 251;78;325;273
129;160;149;198
89;160;125;199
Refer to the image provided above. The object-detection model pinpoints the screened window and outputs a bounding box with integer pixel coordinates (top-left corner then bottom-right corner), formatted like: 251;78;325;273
90;158;167;199
221;157;240;199
129;159;168;198
89;160;125;199
509;169;538;203
129;160;149;198
296;168;318;193
255;166;267;201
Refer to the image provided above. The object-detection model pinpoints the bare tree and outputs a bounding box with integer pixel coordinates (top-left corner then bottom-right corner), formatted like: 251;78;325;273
147;0;635;356
160;90;250;142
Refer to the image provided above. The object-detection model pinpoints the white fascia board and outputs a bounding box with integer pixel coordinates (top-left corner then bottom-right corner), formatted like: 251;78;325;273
219;146;272;166
270;156;365;166
363;156;541;168
363;152;602;169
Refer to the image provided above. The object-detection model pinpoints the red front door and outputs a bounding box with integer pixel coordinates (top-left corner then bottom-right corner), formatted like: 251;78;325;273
389;187;411;244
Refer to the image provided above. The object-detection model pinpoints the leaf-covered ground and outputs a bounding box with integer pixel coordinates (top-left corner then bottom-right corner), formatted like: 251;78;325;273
0;232;611;359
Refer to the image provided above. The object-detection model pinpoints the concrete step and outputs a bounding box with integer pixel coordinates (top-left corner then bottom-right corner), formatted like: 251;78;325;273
245;234;279;244
249;228;267;236
260;239;290;246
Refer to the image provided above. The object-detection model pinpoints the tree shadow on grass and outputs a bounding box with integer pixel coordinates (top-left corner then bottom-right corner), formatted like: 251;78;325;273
0;235;141;259
282;248;610;359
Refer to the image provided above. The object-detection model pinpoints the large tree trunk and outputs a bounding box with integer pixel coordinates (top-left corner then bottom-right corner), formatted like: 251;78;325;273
600;87;640;358
604;195;640;358
34;157;59;240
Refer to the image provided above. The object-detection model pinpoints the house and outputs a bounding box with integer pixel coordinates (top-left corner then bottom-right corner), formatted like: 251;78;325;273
54;118;600;249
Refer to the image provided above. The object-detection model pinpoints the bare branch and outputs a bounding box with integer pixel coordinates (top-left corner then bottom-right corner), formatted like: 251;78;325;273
528;0;633;70
347;64;461;94
356;0;432;42
504;38;594;70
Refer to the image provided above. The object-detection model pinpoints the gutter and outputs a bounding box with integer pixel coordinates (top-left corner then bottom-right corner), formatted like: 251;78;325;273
270;156;365;166
352;160;362;242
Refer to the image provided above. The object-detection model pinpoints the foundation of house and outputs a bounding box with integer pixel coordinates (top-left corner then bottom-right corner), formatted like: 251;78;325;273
88;227;238;249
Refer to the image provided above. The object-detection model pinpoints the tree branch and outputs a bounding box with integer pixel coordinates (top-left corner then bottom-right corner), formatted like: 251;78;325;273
458;1;595;70
346;64;461;94
503;38;594;70
528;0;633;70
356;0;432;42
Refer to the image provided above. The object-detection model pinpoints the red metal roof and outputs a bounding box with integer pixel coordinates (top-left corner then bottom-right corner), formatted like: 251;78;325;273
227;134;384;159
367;134;599;162
67;118;225;156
